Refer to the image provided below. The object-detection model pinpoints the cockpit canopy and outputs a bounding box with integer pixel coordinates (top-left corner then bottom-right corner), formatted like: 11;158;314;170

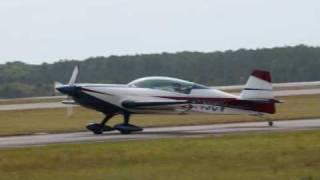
128;76;208;94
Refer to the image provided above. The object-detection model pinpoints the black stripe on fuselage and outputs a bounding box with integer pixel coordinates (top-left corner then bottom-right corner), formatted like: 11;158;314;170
122;100;188;108
243;88;272;91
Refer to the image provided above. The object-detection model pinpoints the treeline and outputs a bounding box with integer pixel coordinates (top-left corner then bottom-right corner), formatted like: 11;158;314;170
0;45;320;98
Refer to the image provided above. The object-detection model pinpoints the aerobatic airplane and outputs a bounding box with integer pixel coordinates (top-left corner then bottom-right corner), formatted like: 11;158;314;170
55;66;279;134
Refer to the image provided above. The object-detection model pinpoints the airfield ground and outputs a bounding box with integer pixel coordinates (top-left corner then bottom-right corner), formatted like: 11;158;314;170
0;130;319;180
0;94;319;136
0;92;319;179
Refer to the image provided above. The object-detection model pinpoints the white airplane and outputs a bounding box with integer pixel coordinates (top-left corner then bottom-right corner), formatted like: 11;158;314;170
56;66;279;134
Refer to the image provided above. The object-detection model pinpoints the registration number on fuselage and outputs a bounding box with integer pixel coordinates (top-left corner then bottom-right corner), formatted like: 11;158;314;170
191;104;225;112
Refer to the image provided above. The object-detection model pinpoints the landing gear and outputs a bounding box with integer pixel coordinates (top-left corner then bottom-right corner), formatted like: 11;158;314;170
256;114;274;127
86;112;143;135
114;113;143;134
86;114;115;134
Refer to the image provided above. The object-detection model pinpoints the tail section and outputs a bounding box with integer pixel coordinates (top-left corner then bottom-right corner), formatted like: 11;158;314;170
240;70;273;100
240;70;277;114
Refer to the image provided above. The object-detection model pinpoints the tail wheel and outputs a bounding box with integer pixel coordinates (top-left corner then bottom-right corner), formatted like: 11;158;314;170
268;121;273;126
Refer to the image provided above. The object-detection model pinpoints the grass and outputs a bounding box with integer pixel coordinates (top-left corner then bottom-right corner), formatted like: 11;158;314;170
0;130;319;179
0;94;319;136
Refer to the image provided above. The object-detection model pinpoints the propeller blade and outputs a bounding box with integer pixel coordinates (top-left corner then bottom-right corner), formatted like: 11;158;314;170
68;65;79;85
66;106;74;118
55;65;79;117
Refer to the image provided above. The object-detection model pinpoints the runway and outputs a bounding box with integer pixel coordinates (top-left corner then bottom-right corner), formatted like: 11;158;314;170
0;119;319;149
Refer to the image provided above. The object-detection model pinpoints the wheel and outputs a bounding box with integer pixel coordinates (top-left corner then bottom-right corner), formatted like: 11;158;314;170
86;123;104;134
268;121;273;127
114;123;143;134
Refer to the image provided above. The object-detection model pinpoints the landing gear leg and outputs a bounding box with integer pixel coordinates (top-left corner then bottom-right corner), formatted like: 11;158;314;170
124;112;129;125
101;114;115;126
114;112;143;134
86;114;115;134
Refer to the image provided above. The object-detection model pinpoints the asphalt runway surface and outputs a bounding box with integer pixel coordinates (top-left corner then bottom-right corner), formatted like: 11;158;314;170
0;119;319;149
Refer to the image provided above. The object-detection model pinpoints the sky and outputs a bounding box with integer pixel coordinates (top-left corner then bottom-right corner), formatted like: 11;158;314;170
0;0;319;64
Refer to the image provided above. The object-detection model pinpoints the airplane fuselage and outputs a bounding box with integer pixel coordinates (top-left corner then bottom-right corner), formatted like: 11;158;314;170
62;83;265;116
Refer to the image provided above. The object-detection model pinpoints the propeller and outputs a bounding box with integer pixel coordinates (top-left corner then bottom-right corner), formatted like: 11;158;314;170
68;65;79;85
54;65;79;118
54;81;63;95
66;104;74;118
66;65;79;117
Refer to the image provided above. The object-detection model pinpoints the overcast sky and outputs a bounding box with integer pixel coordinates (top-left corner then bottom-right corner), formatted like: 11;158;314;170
0;0;319;64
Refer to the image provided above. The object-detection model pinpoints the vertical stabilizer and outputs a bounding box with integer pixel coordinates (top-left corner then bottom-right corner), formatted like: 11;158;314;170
240;70;273;100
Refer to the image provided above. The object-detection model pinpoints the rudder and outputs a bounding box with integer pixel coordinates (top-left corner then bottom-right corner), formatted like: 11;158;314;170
240;70;273;100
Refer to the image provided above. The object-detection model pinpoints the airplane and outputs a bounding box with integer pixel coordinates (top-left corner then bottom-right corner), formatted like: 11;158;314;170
55;66;280;135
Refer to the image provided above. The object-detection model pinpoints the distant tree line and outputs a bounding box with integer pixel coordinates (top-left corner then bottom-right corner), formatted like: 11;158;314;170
0;45;319;98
